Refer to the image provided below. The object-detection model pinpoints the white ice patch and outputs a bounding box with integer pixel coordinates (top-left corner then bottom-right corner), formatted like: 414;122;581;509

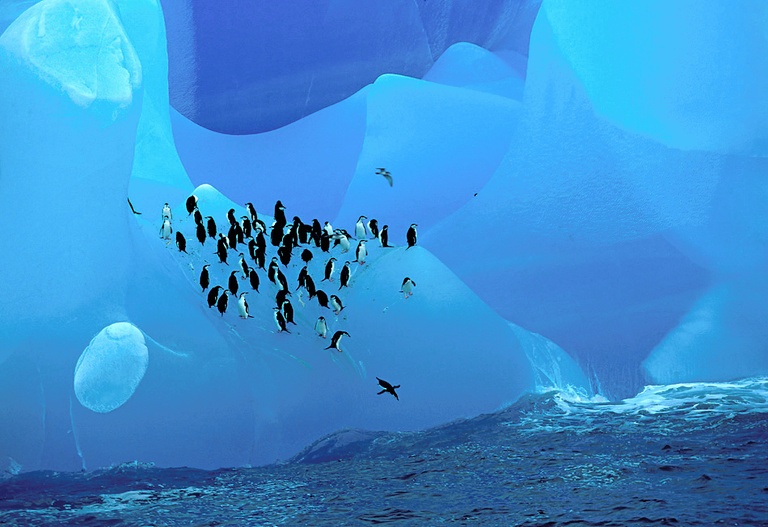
74;322;149;413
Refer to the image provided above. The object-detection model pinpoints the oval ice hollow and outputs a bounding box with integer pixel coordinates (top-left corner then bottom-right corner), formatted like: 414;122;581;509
74;322;149;413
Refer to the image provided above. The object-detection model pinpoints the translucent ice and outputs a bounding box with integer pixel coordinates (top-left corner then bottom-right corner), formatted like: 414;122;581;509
541;0;768;154
160;0;540;133
74;323;149;413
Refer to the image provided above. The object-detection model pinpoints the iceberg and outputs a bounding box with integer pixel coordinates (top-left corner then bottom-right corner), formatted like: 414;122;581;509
1;0;764;475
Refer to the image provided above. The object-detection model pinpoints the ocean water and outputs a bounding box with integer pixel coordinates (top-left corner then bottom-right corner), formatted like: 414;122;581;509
1;378;766;526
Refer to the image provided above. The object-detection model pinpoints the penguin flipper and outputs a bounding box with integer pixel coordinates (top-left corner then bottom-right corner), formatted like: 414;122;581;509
377;389;386;395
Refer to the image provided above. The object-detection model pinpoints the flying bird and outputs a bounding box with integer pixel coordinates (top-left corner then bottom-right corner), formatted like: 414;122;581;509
376;167;393;187
376;377;400;400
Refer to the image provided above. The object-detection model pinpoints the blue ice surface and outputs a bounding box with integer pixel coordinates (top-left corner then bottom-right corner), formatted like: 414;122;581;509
0;0;766;476
160;0;542;133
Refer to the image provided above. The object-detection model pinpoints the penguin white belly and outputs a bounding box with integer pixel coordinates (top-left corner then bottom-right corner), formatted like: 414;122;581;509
237;297;248;318
340;236;350;252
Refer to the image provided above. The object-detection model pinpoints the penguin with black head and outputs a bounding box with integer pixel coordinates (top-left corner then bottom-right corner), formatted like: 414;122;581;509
196;223;207;245
206;216;217;239
216;291;228;316
175;231;187;253
207;285;224;308
274;200;287;226
216;235;229;264
248;268;260;292
380;225;391;247
339;261;351;289
228;271;239;297
237;292;253;319
185;195;198;216
245;202;258;224
325;330;350;352
322;257;336;281
199;265;210;292
273;307;290;333
406;223;418;249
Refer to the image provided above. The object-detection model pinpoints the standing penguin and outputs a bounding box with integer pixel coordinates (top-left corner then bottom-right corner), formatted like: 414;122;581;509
330;294;344;315
406;223;418;249
216;235;229;265
207;285;223;308
161;202;172;221
277;245;292;267
355;215;368;240
337;232;350;253
270;221;284;247
401;277;417;298
241;217;252;239
273;307;290;333
277;270;289;292
193;209;203;227
276;289;290;308
315;289;330;309
296;266;308;291
380;225;391;247
268;257;279;284
237;292;253;319
314;316;328;338
216;291;228;316
248;268;260;292
196;223;207;245
339;261;351;289
254;247;266;270
206;216;217;239
325;330;350;352
301;249;313;264
227;208;237;226
368;218;379;240
160;219;173;239
227;224;239;251
274;200;287;225
228;270;239;297
175;231;187;253
185;195;198;215
245;202;258;223
354;240;367;265
239;253;249;278
323;257;336;281
199;265;210;292
311;219;322;246
323;221;334;237
282;299;296;325
320;231;330;253
305;274;317;298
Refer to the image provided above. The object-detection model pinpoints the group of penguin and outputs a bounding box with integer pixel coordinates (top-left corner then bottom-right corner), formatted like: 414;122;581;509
158;195;417;400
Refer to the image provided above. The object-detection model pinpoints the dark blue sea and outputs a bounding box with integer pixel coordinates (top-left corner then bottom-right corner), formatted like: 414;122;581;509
2;378;766;526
